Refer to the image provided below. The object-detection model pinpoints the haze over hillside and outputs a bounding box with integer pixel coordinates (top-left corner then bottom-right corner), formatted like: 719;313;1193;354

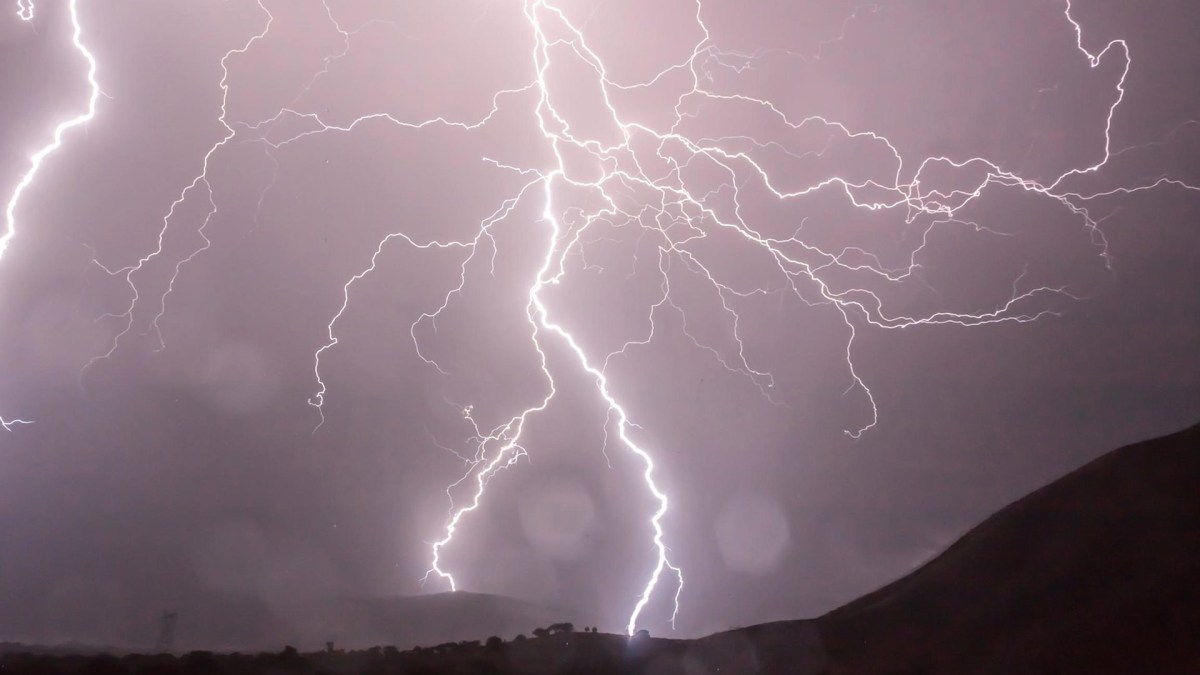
5;591;588;655
169;590;597;652
4;422;1197;675
686;421;1200;674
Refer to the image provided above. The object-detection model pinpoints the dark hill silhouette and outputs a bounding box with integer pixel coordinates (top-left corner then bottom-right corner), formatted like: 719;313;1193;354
693;421;1200;674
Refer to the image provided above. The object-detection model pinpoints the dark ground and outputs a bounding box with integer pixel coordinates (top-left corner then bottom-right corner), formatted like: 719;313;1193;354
3;421;1198;674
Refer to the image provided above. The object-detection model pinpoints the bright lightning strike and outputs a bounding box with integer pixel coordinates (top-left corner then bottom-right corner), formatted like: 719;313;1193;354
1;0;100;430
57;0;1198;636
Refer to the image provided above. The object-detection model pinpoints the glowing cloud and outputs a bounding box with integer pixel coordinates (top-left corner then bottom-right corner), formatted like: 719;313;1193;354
57;0;1197;634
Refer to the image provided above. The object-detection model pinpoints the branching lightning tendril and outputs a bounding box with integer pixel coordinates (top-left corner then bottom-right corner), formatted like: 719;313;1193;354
13;0;1197;633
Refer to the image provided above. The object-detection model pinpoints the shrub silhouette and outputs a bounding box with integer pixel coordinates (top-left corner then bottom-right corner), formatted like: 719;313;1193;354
279;646;300;661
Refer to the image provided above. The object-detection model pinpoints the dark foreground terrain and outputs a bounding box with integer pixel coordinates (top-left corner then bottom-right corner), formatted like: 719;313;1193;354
4;422;1197;674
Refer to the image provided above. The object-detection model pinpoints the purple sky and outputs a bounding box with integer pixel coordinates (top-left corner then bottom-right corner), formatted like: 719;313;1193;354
0;0;1197;647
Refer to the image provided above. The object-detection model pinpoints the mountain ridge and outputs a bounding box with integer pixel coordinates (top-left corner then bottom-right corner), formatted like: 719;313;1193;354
698;420;1200;673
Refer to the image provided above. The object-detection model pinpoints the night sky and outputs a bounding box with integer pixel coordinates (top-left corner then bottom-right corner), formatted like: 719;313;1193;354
0;0;1197;648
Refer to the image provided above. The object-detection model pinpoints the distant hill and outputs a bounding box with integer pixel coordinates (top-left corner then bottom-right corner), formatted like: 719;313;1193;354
691;421;1200;674
272;591;586;651
165;590;587;652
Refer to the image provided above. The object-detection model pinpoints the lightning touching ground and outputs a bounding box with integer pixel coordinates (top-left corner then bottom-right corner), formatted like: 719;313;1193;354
9;0;1197;635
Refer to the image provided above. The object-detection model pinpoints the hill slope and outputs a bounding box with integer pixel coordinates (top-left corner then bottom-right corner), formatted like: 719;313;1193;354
705;421;1200;674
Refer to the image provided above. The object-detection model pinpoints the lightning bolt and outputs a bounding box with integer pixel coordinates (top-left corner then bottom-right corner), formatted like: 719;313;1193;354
60;0;1197;635
83;1;276;376
1;0;100;430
